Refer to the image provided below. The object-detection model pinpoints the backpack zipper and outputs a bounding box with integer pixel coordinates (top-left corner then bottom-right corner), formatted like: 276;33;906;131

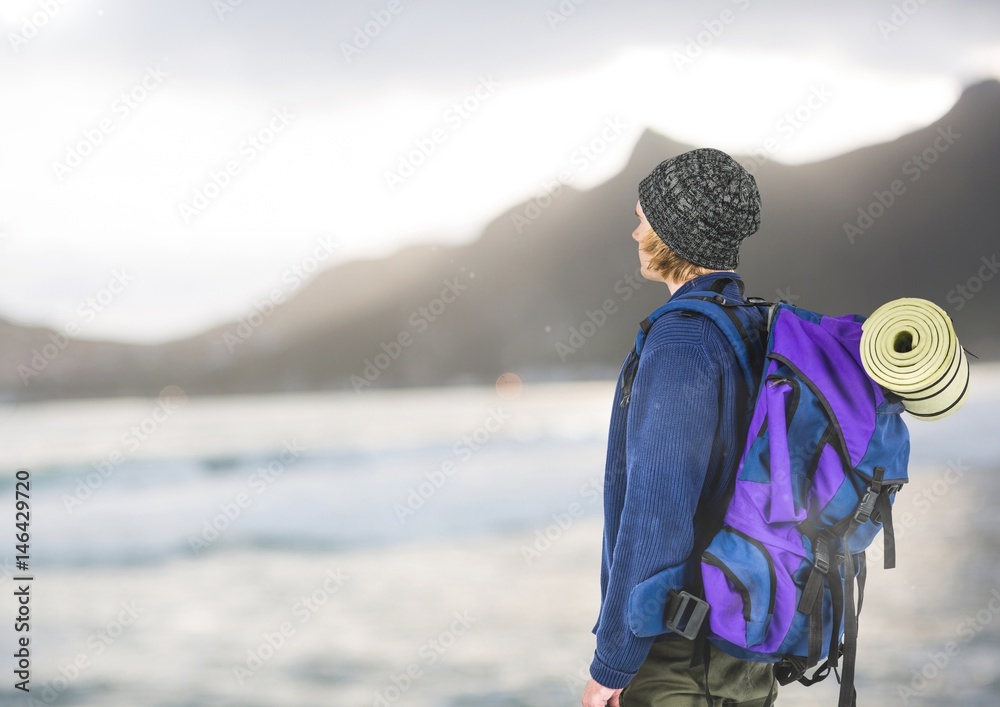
702;551;753;624
722;525;777;617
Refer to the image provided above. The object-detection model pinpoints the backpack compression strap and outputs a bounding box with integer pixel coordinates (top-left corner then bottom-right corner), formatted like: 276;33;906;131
791;467;899;706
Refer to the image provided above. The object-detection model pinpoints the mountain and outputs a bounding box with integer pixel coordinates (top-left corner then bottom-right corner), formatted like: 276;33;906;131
5;80;1000;401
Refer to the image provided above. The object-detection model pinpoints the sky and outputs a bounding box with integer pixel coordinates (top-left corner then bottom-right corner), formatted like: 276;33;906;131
1;0;998;343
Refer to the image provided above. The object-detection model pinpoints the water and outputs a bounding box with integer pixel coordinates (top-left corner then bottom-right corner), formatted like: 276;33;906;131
0;368;998;706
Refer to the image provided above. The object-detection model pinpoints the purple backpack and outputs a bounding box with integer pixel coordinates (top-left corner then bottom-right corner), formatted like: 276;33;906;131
627;296;909;707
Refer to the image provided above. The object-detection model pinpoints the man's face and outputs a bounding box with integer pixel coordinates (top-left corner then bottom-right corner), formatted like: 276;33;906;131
633;200;663;283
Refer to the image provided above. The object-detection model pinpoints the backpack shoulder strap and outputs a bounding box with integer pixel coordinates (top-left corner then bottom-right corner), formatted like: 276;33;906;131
664;296;761;395
620;277;770;407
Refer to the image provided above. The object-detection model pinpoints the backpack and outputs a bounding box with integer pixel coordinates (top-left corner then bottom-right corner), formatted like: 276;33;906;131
622;277;911;707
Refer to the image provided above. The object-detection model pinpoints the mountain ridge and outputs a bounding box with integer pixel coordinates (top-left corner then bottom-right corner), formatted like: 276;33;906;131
5;79;999;400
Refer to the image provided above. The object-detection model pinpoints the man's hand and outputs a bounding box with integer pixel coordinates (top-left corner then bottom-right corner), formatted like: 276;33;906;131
581;678;623;706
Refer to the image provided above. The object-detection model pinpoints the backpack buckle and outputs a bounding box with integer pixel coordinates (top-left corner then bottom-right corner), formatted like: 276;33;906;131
663;590;709;640
854;488;879;524
813;538;831;574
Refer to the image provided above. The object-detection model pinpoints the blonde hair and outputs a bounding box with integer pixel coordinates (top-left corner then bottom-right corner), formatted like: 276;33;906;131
639;227;714;283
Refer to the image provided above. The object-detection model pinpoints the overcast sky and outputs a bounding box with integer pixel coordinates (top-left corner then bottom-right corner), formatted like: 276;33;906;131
2;0;998;342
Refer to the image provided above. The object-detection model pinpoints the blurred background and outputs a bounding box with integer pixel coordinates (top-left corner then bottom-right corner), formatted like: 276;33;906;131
1;0;999;704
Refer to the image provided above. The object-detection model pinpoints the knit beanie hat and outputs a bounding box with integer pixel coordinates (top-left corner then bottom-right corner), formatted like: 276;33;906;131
638;148;761;270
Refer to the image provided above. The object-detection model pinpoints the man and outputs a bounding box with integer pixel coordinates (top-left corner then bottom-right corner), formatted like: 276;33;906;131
582;148;775;706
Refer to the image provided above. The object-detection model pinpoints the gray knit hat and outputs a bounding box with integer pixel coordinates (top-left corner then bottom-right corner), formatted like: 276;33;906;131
638;148;761;270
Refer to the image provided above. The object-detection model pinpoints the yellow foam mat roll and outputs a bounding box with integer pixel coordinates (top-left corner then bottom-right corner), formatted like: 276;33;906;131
860;298;970;421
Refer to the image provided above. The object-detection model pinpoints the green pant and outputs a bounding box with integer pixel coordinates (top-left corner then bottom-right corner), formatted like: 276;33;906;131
620;639;777;707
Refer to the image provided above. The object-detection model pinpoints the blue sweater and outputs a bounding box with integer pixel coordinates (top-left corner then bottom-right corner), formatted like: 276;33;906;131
590;271;766;689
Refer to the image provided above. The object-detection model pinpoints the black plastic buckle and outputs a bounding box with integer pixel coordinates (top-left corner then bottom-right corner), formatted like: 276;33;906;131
813;540;831;574
854;489;878;524
664;590;709;640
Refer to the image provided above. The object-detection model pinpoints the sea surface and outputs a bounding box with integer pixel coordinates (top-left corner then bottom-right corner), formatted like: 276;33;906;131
0;367;999;706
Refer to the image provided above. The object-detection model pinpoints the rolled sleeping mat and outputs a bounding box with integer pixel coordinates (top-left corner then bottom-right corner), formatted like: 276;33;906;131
860;298;970;421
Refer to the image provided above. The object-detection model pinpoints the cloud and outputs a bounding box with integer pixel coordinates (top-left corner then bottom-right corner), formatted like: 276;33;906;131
0;0;996;343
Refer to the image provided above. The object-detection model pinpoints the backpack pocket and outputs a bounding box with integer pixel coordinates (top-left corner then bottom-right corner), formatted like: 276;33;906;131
626;561;692;637
702;527;776;648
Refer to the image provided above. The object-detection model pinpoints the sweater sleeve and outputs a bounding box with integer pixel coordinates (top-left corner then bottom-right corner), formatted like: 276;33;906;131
590;315;722;688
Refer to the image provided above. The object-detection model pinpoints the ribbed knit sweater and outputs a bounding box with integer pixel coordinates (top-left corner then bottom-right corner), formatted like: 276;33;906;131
590;271;766;689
